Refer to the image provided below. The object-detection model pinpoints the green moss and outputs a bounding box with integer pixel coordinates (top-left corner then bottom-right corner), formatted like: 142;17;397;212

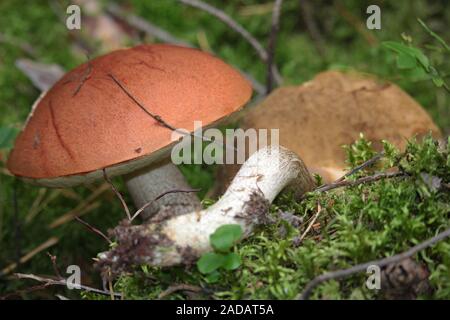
90;135;449;300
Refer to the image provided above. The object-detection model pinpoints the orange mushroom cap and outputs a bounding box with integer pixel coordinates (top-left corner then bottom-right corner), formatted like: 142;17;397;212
7;44;252;187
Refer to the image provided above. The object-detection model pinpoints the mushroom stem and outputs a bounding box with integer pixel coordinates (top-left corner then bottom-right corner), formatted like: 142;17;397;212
98;146;315;273
124;160;202;219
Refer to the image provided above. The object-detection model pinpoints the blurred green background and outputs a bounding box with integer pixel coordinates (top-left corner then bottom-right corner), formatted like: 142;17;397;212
0;0;449;298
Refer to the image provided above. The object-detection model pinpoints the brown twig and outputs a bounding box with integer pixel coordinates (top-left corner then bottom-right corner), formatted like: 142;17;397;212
266;0;283;94
158;284;202;299
314;171;405;194
108;73;236;152
74;216;112;244
106;3;191;47
106;3;266;95
13;273;123;298
0;283;52;300
131;188;201;221
108;73;178;131
103;168;131;220
334;152;385;183
46;252;63;280
178;0;282;86
72;58;92;97
298;226;450;300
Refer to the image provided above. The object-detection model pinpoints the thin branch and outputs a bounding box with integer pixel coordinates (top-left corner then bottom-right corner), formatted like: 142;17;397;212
108;73;236;153
103;168;131;220
0;283;51;300
72;58;92;97
298;226;450;300
108;73;178;131
131;188;201;221
105;4;265;95
14;273;123;298
106;3;192;47
314;171;405;194
74;216;112;244
158;284;202;299
178;0;282;86
46;253;63;280
266;0;283;94
334;152;385;183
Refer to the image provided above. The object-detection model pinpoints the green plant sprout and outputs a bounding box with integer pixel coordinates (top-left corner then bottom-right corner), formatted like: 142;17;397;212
382;19;450;93
197;224;243;283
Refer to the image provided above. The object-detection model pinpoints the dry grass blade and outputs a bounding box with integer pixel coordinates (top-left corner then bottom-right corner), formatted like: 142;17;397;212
74;216;112;244
13;273;123;298
47;183;109;228
1;237;59;276
49;201;101;229
102;169;131;220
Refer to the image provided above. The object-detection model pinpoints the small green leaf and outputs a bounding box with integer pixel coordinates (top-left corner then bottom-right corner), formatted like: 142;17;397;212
205;270;220;283
197;252;225;274
210;224;243;252
396;52;417;69
222;252;241;271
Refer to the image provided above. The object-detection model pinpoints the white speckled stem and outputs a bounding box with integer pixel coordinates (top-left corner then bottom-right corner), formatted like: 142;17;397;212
100;146;315;268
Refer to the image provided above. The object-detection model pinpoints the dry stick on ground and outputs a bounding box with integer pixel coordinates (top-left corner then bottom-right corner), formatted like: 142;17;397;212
298;226;450;300
178;0;283;86
314;171;406;194
13;273;123;298
266;0;284;94
103;164;199;222
105;4;266;96
333;152;385;183
0;283;52;300
74;216;112;244
158;284;203;299
102;168;131;220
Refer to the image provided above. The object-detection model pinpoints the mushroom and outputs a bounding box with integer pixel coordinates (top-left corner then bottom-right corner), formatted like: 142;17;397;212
7;44;252;218
216;70;442;193
97;145;315;272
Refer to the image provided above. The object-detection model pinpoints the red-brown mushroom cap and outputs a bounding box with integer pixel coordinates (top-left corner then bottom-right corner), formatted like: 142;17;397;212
7;44;252;187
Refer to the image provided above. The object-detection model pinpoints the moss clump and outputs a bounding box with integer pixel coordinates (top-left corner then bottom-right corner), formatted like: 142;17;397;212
84;135;450;300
